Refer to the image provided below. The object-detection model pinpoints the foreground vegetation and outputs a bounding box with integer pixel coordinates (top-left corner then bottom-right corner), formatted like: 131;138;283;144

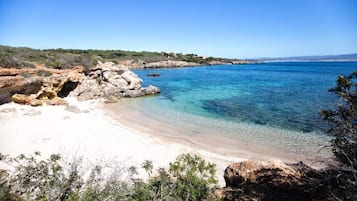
0;153;219;201
319;71;357;200
0;45;241;69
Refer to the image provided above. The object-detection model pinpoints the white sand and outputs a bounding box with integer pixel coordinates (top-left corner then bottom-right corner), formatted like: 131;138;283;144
0;98;244;185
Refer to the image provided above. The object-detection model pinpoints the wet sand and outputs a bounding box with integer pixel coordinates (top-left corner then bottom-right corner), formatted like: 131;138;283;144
103;98;332;167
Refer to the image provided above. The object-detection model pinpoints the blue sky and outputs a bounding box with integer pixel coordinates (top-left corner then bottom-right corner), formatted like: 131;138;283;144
0;0;356;58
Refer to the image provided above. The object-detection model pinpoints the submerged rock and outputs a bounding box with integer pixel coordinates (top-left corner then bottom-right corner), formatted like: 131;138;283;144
146;73;160;77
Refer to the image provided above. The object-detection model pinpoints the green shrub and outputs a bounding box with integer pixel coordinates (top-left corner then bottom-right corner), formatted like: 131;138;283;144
169;153;218;201
0;152;219;201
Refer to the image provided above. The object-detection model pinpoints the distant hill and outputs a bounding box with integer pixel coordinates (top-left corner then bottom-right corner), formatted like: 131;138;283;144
0;45;249;69
259;53;357;62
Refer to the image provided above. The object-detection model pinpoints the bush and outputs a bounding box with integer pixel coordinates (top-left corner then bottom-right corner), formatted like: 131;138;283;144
0;152;219;201
320;71;357;200
169;153;218;201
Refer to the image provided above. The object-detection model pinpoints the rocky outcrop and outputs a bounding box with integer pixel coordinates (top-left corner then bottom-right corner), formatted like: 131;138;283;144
143;60;200;68
0;67;83;105
0;76;42;104
10;69;83;106
70;61;160;100
1;62;160;106
118;60;200;69
223;160;326;201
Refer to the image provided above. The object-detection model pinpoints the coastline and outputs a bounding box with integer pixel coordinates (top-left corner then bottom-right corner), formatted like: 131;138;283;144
0;98;243;186
102;98;332;167
0;96;331;186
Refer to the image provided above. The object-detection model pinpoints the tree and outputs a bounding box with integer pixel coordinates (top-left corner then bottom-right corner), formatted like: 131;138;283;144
320;71;357;200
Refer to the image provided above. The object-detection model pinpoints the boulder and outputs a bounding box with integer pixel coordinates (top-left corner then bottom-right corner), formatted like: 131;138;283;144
121;71;143;90
11;94;43;106
70;61;159;100
12;94;33;105
124;90;143;98
224;160;263;187
223;160;324;201
30;99;43;106
142;85;160;95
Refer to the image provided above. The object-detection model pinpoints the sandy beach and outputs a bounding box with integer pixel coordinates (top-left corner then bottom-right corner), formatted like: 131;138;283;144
0;97;247;185
0;96;331;187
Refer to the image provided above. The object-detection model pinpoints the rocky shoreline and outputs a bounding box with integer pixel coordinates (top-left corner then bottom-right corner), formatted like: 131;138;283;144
0;61;160;106
0;58;258;106
118;59;258;69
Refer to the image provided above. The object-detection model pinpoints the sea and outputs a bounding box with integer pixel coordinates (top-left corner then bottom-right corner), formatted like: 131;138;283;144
130;62;357;160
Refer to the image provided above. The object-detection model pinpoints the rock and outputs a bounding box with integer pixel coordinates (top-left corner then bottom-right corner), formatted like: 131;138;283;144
12;94;32;105
71;62;160;100
0;76;43;104
71;79;103;101
117;59;201;69
223;160;323;201
121;71;143;90
2;61;159;105
107;78;128;90
146;73;160;77
224;160;263;187
12;94;43;106
142;85;160;95
118;59;145;69
144;60;200;68
36;88;58;100
124;90;143;98
1;67;83;105
30;99;43;106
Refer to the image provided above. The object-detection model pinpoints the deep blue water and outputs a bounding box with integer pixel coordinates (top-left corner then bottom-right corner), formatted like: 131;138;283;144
134;62;357;134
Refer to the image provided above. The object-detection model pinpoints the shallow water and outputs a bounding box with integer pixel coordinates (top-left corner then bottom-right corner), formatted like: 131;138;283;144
128;62;356;159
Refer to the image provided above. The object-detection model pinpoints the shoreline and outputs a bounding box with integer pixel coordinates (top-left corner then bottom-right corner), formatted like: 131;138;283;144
102;98;332;167
0;98;243;185
0;97;331;186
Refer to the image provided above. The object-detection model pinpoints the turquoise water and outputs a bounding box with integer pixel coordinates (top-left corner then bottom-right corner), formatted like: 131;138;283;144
131;62;356;157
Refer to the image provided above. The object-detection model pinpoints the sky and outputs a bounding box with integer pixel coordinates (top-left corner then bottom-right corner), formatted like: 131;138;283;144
0;0;356;58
